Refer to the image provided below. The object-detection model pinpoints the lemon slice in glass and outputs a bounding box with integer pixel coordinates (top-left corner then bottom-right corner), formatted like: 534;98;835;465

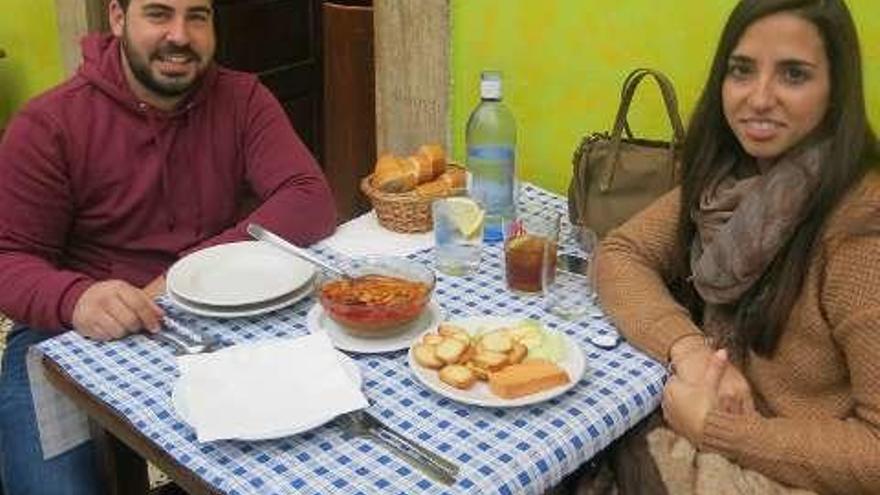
445;197;485;238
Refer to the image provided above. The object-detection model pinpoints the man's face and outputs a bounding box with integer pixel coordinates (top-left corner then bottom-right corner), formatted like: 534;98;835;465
111;0;216;101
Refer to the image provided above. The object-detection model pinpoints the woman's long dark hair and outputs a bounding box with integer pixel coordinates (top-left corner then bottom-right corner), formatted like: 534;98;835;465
676;0;879;357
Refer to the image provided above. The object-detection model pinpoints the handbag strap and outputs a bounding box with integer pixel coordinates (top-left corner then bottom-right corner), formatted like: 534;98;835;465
599;68;685;191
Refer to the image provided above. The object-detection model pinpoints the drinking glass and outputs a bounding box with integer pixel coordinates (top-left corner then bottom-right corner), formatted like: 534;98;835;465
543;227;598;319
503;208;560;293
432;196;484;276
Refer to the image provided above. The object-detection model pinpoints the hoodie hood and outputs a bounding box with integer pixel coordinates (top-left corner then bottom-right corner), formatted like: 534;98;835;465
77;33;218;117
76;33;219;232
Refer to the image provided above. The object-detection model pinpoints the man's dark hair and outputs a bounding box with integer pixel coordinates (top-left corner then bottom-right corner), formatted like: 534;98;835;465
674;0;879;359
118;0;130;10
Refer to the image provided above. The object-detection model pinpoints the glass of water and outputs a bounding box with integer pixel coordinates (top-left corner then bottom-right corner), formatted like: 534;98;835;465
432;196;484;276
542;227;598;319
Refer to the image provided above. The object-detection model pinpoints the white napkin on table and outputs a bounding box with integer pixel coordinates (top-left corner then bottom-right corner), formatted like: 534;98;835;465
174;333;367;442
317;210;433;257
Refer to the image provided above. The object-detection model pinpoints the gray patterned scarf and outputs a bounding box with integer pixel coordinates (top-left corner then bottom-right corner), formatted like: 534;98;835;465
690;141;827;353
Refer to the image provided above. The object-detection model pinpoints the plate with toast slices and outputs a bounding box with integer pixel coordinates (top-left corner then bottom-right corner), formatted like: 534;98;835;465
407;316;586;407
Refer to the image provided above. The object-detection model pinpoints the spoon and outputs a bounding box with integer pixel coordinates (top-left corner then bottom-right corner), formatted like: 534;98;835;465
247;223;351;279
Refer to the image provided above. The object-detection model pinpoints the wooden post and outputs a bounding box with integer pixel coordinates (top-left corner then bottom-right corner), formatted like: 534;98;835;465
373;0;450;156
54;0;108;76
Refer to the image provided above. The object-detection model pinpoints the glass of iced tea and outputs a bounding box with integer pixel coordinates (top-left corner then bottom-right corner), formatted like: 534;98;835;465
504;209;560;293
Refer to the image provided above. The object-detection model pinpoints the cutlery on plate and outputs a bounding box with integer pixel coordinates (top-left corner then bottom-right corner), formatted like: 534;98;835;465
247;223;351;279
337;410;459;486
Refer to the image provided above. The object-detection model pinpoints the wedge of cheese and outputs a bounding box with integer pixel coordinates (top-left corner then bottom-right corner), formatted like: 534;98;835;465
488;359;570;399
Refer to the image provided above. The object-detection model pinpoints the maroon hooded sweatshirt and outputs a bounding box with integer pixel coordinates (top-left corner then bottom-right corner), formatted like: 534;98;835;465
0;34;337;332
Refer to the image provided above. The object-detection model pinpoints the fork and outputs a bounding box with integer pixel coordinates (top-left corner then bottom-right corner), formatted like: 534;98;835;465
151;318;225;355
337;410;459;486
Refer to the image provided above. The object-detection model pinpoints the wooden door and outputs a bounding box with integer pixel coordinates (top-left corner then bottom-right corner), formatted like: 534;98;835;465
214;0;324;161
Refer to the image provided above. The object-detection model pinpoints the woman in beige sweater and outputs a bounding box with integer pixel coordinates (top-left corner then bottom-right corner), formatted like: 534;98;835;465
594;0;880;494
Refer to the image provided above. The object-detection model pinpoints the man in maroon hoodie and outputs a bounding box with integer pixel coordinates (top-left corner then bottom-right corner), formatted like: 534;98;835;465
0;0;337;492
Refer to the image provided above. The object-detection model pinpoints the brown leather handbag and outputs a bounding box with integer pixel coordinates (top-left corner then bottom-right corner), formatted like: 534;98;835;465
568;68;685;238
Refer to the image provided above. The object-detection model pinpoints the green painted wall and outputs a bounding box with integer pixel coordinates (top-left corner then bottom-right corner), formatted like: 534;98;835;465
0;0;65;128
451;0;880;194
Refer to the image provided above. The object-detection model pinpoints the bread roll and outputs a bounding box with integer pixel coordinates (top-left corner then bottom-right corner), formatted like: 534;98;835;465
408;154;436;184
488;359;570;399
372;154;417;192
415;168;467;198
417;144;447;178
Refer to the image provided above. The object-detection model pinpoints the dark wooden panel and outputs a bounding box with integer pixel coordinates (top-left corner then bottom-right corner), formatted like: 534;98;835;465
214;0;316;73
322;1;375;222
213;0;324;161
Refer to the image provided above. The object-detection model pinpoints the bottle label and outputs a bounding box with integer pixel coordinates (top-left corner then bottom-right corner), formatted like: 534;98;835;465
467;145;515;220
468;146;514;161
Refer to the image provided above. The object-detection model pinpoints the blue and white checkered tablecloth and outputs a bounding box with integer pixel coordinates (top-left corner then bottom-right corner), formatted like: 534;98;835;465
38;184;666;495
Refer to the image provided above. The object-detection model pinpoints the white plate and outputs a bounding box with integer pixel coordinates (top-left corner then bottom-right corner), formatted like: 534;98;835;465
306;301;443;354
172;351;362;441
167;241;316;307
167;278;313;318
407;316;587;408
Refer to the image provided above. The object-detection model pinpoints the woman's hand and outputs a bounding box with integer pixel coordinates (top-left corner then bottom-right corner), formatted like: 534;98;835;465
669;336;755;414
661;348;729;446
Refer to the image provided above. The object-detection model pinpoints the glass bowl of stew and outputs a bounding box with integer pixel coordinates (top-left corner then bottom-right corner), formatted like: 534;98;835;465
318;256;435;337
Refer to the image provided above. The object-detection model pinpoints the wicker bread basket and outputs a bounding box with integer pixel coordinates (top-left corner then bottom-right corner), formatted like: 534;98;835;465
361;163;466;233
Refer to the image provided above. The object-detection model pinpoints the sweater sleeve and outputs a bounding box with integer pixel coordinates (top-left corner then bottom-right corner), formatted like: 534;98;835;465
184;82;337;254
595;188;703;363
0;108;95;331
702;234;880;494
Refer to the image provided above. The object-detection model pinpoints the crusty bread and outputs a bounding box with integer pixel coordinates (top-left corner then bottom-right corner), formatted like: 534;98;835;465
438;324;470;343
414;168;467;198
372;154;418;192
417;144;446;178
466;362;490;381
472;350;508;371
480;330;513;353
488;359;570;399
508;342;528;364
422;334;444;346
436;338;467;364
413;344;444;369
439;364;477;389
407;154;436;184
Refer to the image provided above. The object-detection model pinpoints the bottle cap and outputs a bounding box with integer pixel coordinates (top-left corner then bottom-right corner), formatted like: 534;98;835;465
480;71;502;100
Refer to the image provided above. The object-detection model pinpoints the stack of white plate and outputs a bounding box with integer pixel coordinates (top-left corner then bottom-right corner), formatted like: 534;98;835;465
166;241;317;318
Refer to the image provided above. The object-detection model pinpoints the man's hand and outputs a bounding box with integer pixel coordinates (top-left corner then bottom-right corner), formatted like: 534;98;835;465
661;348;729;446
72;280;164;341
143;275;166;299
669;336;755;414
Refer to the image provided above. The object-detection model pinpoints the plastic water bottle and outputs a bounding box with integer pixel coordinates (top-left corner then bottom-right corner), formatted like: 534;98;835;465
466;71;517;243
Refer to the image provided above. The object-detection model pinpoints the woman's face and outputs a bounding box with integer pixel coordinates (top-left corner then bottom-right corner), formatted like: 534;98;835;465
722;12;831;162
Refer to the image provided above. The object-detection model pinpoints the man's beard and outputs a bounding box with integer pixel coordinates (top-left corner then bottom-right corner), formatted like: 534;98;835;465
121;33;205;98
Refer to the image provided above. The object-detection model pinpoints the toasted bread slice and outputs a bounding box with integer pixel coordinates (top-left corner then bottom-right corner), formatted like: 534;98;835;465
436;338;468;364
422;334;444;346
508;342;528;364
488;359;570;399
438;324;470;344
472;350;509;371
466;362;490;381
412;344;444;369
479;330;513;354
439;364;477;389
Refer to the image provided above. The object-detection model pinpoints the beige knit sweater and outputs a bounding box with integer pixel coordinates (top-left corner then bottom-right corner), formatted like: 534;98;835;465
595;173;880;495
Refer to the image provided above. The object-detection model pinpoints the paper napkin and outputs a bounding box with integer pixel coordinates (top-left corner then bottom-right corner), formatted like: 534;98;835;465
317;210;433;257
174;333;367;442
